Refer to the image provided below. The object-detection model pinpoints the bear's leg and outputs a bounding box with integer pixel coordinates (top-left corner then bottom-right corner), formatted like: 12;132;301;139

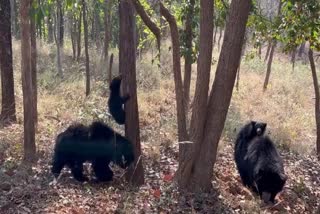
70;162;88;182
51;156;66;178
92;161;113;182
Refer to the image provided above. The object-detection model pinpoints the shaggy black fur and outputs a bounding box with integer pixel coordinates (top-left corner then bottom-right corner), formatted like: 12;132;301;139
108;75;130;125
51;121;134;182
234;121;286;203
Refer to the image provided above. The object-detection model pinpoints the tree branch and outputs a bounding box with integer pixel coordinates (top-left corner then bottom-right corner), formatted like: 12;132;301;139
131;0;160;50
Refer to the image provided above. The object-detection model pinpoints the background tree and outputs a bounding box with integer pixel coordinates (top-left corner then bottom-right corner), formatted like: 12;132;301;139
0;0;17;125
82;0;90;96
120;0;145;185
20;0;36;162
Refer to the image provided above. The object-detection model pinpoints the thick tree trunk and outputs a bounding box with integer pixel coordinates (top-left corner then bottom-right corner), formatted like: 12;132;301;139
77;9;82;61
183;0;195;115
178;0;251;191
119;0;145;185
264;41;271;62
263;42;276;91
82;0;90;96
20;0;36;162
160;3;188;141
308;49;320;160
0;0;17;125
30;4;37;126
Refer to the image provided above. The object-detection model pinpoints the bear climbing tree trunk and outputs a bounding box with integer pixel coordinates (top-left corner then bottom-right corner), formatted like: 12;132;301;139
119;0;144;185
178;0;251;192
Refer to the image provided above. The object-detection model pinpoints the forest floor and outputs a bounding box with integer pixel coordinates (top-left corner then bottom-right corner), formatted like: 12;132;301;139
0;41;320;213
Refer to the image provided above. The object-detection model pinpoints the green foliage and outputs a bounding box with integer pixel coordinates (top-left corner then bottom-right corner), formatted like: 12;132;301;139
278;0;320;52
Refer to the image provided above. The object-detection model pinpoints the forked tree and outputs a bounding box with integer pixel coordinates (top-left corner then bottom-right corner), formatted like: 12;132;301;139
178;0;251;191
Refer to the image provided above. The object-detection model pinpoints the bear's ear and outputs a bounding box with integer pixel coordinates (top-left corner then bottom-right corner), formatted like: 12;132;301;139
251;121;257;126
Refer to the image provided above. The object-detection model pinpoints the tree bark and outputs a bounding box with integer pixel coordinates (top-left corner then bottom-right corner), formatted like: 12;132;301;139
160;3;188;141
132;0;160;51
59;4;64;47
82;0;90;96
0;0;17;125
178;0;251;191
10;0;16;38
298;42;305;58
54;3;63;77
20;0;36;162
263;42;275;91
119;0;145;185
48;11;53;43
291;48;296;72
71;15;76;60
217;27;223;50
183;0;195;115
30;2;38;126
308;49;320;160
213;26;217;48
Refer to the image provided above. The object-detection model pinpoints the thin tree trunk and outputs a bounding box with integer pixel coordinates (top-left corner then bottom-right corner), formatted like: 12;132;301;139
54;3;63;77
59;5;64;47
0;0;17;125
71;15;76;60
119;0;145;185
178;0;251;191
104;0;110;59
160;3;188;141
291;48;296;72
10;0;16;38
48;12;53;43
82;0;90;96
183;0;195;115
178;0;214;190
258;45;262;59
20;0;36;162
213;26;217;48
77;9;82;61
264;41;271;62
263;42;276;91
108;53;113;83
218;27;223;50
30;3;37;126
308;49;320;160
298;42;305;58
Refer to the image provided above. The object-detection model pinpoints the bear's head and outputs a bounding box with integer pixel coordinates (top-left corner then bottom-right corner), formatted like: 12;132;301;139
113;137;135;169
110;75;122;91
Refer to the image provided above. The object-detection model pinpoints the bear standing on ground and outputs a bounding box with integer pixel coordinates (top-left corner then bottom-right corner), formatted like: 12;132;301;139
108;75;130;125
234;121;287;203
51;121;134;182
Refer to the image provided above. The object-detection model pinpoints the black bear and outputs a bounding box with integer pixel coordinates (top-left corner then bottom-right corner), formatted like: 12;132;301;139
51;121;134;182
234;121;287;203
108;75;130;125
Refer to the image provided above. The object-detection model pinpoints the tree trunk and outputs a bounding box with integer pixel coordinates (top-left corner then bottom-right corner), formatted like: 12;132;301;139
30;3;37;126
298;42;305;58
0;0;17;125
77;9;82;61
104;0;110;59
183;0;195;115
20;0;36;162
160;3;188;141
213;26;217;48
263;42;276;91
59;4;64;47
108;53;113;83
132;0;160;51
82;0;90;96
291;48;296;72
217;27;223;50
178;0;251;191
54;2;63;77
264;41;271;62
10;0;16;38
71;15;76;60
258;45;262;59
308;49;320;160
48;12;53;43
119;0;145;185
